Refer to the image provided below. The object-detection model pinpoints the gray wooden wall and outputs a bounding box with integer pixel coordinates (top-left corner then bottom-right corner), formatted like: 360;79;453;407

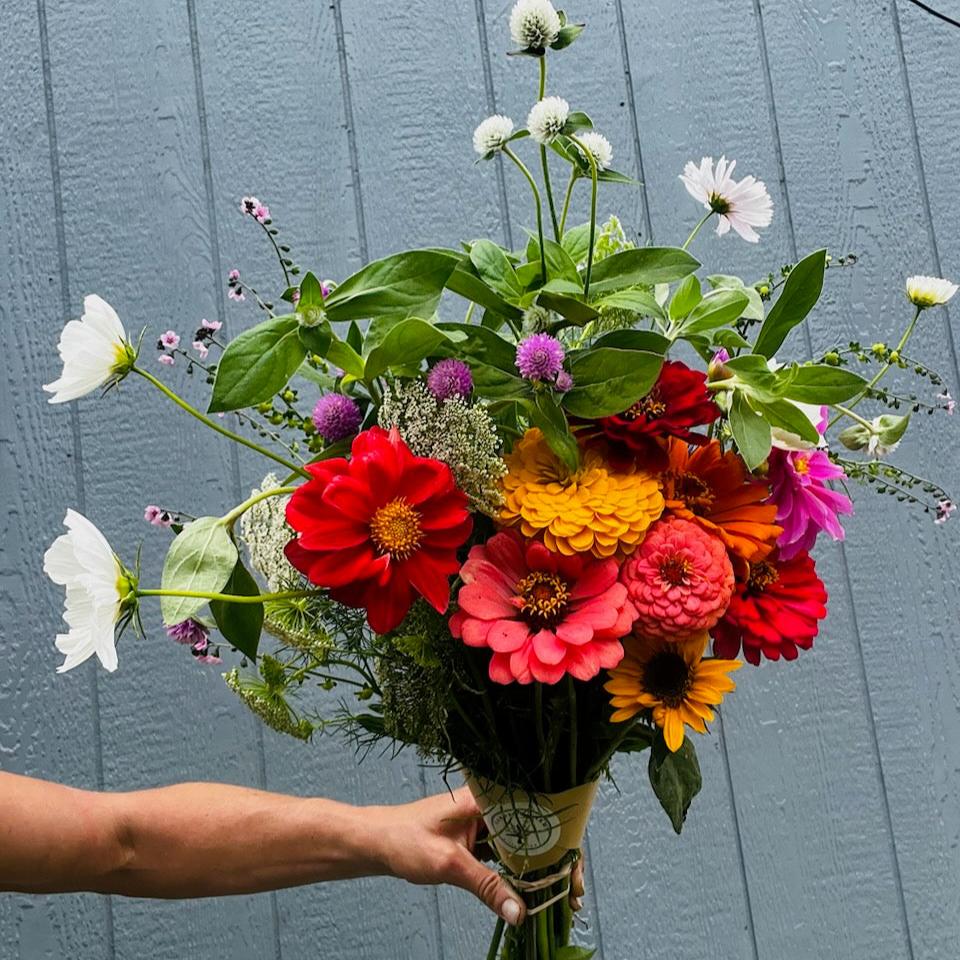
2;1;959;957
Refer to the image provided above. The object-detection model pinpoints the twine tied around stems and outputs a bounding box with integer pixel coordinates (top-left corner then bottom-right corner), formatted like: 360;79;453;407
506;859;574;917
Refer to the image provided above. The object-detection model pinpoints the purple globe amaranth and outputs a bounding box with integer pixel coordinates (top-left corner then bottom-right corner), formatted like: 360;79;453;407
312;393;362;442
554;370;574;392
427;359;473;400
516;332;565;381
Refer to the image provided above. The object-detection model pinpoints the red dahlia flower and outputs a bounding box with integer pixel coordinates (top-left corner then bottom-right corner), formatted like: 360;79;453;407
595;360;721;468
711;552;827;665
284;426;472;633
449;530;637;684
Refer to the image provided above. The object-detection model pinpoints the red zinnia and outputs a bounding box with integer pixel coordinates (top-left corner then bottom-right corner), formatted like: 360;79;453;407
594;360;720;468
284;426;472;633
449;530;637;684
711;552;827;665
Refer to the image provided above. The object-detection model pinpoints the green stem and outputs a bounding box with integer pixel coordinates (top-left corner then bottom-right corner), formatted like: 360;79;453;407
682;210;713;250
137;588;322;605
257;217;291;287
567;677;578;788
584;716;643;782
534;684;551;792
536;908;551;960
486;918;505;960
503;146;547;284
133;367;309;479
830;404;874;430
220;485;296;527
538;58;561;242
566;135;598;298
828;306;922;429
558;169;577;238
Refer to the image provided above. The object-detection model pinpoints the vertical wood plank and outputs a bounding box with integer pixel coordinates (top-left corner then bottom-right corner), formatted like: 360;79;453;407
40;1;279;957
0;3;111;957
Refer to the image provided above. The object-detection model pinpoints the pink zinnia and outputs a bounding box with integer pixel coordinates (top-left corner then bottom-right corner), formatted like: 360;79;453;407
449;530;637;684
767;448;853;560
619;516;733;640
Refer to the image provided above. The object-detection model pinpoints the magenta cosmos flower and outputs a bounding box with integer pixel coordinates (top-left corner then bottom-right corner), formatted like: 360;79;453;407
767;448;853;559
449;530;637;684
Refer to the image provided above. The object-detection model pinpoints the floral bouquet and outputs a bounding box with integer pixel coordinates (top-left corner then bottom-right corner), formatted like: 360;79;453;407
39;2;955;957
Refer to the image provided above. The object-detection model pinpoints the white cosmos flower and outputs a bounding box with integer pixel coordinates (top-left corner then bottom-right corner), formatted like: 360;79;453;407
575;131;613;171
527;96;569;145
905;275;958;309
680;156;773;243
473;115;514;156
43;295;137;403
510;0;561;49
44;509;130;673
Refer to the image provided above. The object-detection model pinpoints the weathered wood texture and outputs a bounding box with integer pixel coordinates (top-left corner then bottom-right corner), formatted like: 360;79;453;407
1;0;958;957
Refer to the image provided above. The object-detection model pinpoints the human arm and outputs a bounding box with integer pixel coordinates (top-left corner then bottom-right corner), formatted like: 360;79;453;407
0;772;525;924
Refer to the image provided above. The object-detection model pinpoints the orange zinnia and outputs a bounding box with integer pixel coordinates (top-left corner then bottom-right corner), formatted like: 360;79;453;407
661;438;781;563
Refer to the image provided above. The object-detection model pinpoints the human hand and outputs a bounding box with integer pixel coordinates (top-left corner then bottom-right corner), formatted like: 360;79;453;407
374;786;526;926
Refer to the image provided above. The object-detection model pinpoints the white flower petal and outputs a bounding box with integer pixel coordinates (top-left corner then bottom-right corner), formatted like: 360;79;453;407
510;0;561;48
473;115;514;156
527;96;569;145
681;155;773;242
905;275;958;308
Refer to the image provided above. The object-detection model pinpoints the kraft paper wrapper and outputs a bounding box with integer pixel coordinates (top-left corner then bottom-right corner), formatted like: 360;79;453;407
465;773;599;874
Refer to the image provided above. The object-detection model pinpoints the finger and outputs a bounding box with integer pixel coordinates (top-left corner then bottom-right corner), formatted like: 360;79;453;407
571;858;585;899
448;847;525;927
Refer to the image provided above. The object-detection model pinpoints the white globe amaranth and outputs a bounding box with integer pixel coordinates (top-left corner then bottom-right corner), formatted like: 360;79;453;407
473;115;515;157
43;294;137;403
576;131;613;171
509;0;561;49
527;96;569;145
905;275;958;309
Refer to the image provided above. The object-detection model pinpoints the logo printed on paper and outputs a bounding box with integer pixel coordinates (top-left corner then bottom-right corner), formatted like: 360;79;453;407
485;797;562;857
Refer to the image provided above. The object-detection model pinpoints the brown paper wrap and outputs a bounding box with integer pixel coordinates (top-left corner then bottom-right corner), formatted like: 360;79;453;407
465;773;599;874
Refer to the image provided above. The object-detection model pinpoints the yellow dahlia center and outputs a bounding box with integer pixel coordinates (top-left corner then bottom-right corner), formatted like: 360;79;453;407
747;560;779;594
659;555;693;587
516;571;570;627
642;651;692;708
370;498;423;560
625;390;666;421
674;472;714;514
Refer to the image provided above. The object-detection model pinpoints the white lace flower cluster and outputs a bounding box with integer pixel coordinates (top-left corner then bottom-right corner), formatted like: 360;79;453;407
378;380;507;516
239;473;295;591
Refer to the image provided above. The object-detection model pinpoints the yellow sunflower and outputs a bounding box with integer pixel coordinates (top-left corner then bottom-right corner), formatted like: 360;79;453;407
499;429;664;558
604;631;741;751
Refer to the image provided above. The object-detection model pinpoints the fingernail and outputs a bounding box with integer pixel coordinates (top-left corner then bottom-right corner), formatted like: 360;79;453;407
501;899;522;926
571;897;583;912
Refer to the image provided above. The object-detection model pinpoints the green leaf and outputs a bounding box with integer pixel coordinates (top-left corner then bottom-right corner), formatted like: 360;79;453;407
707;274;764;321
729;391;772;470
346;321;363;353
556;948;596;960
324;249;458;322
775;365;867;404
325;334;365;379
551;21;585;50
469;239;524;300
210;558;263;661
364;317;450;380
442;257;523;318
752;249;827;358
438;322;516;372
587;247;700;296
616;723;655;755
297;271;326;308
563;349;663;418
537;291;599;325
711;328;751;352
590;329;670;354
678;288;750;336
560;223;591;265
759;399;821;444
297;322;332;356
525;391;579;473
596;167;636;184
595;288;666;320
470;363;531;401
668;274;702;322
648;733;702;834
209;315;306;413
160;517;238;625
541;238;583;287
562;110;593;133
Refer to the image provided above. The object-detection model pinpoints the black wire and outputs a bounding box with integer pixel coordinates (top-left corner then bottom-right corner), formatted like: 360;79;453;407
903;0;960;30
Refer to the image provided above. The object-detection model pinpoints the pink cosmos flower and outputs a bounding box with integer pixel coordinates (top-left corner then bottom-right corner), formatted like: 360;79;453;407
680;156;773;243
767;448;853;559
449;530;637;684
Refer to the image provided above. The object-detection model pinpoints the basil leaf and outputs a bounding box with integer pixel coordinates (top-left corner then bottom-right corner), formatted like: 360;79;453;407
729;391;772;470
752;249;826;358
563;349;663;418
587;247;700;296
364;318;450;380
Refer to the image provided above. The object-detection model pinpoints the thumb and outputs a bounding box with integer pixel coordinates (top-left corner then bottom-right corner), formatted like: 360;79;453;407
449;847;525;927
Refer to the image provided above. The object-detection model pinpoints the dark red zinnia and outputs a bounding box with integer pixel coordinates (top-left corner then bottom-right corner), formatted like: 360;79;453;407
594;360;721;468
711;551;827;665
284;426;473;633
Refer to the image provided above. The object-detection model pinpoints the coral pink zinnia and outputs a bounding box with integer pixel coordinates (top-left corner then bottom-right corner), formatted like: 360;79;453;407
619;516;734;640
449;530;637;684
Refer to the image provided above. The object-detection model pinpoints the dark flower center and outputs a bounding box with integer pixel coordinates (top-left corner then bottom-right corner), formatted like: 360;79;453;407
659;554;693;587
370;498;423;560
708;192;730;215
746;560;779;595
673;472;715;514
516;571;570;627
624;389;666;421
642;650;692;707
